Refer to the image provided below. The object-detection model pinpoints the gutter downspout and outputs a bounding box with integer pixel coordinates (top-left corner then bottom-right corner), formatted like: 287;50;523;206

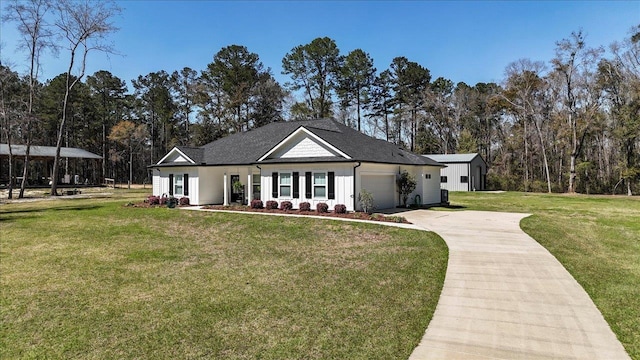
353;162;361;211
256;165;262;201
468;162;471;191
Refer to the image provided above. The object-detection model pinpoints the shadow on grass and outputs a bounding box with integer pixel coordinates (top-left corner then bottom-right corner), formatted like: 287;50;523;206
0;204;102;216
378;204;467;215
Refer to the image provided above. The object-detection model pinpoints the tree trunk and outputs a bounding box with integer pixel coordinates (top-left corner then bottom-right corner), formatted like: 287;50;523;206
568;111;578;193
18;143;30;198
524;120;529;192
532;120;552;193
52;48;79;196
128;142;132;190
356;89;361;132
7;140;14;199
102;122;106;182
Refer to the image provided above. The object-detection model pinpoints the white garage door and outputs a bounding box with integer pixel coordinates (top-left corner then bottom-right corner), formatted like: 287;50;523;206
361;175;396;210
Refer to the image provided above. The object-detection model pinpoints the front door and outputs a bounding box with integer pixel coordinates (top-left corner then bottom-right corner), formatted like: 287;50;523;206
230;175;242;203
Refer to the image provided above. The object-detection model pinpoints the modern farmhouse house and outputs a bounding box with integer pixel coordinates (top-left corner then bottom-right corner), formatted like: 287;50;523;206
423;153;487;191
151;119;444;211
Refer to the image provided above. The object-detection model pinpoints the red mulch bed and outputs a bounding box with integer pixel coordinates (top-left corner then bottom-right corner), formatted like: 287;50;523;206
128;201;411;224
201;205;411;224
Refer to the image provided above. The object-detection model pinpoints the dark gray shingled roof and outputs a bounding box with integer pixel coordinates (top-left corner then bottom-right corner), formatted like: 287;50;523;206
174;146;204;163
154;119;442;167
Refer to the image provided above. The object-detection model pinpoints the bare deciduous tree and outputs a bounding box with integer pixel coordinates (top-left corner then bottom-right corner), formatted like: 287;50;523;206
50;0;120;195
552;30;604;193
3;0;55;198
503;59;553;193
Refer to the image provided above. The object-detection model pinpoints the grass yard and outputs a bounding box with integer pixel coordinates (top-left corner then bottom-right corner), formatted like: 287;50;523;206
447;191;640;359
0;191;447;359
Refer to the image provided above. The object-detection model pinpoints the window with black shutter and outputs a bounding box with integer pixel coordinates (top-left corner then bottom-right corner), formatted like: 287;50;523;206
184;174;189;195
293;172;299;198
169;174;174;195
272;172;278;197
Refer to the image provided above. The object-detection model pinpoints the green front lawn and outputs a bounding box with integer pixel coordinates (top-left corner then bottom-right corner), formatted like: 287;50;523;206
0;194;448;359
447;191;640;359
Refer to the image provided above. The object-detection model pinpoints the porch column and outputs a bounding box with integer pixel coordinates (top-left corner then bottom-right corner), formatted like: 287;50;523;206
247;170;253;203
223;172;229;206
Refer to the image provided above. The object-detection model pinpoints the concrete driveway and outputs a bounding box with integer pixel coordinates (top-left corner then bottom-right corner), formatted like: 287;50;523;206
400;210;629;360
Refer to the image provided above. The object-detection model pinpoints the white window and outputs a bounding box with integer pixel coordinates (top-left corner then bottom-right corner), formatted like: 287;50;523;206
174;174;184;196
313;172;326;198
279;173;291;197
252;174;261;200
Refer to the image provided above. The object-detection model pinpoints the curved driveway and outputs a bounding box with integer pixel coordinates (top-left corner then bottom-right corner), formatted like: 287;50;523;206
401;210;629;360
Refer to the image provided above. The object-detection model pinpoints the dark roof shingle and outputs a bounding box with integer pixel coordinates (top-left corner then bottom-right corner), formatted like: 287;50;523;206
156;119;442;167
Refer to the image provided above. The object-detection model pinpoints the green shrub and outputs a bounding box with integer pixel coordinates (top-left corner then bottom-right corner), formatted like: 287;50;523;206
396;170;417;207
358;189;375;214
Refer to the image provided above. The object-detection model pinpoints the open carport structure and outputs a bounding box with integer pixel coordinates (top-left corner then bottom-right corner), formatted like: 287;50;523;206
0;144;102;186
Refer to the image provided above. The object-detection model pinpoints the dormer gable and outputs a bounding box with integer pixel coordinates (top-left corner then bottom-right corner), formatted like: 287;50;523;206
258;127;351;162
157;147;196;164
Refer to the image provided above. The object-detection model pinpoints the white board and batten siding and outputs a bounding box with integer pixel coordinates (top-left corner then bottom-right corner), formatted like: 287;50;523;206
152;167;199;204
260;163;354;211
356;163;443;209
420;166;442;204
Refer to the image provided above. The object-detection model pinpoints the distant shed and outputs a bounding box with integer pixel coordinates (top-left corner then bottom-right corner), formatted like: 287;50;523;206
423;153;487;191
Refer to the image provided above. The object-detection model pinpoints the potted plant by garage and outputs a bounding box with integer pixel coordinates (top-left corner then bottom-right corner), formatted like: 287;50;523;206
166;195;177;208
232;180;244;204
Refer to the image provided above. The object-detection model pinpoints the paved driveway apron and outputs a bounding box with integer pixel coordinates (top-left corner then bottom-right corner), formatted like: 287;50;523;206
402;210;629;360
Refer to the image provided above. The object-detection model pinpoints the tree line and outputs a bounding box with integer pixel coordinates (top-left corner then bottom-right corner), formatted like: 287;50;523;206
2;0;638;198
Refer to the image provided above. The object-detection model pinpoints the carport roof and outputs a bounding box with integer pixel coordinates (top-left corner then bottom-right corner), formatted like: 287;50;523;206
0;144;102;159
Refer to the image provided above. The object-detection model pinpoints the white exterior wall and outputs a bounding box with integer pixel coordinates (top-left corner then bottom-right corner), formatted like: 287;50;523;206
357;163;399;210
151;162;442;208
260;163;355;211
152;167;200;204
356;163;442;209
199;166;260;205
439;163;470;191
198;167;224;204
399;165;442;206
421;166;442;204
152;173;161;196
438;158;487;191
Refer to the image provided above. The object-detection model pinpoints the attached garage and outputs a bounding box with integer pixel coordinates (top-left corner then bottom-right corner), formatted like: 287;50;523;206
361;174;396;210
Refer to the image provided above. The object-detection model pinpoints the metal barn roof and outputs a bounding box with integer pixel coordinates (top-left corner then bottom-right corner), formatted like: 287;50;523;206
423;153;483;164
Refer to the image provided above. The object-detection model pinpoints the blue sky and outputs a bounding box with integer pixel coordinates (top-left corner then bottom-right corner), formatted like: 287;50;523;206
1;1;638;90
